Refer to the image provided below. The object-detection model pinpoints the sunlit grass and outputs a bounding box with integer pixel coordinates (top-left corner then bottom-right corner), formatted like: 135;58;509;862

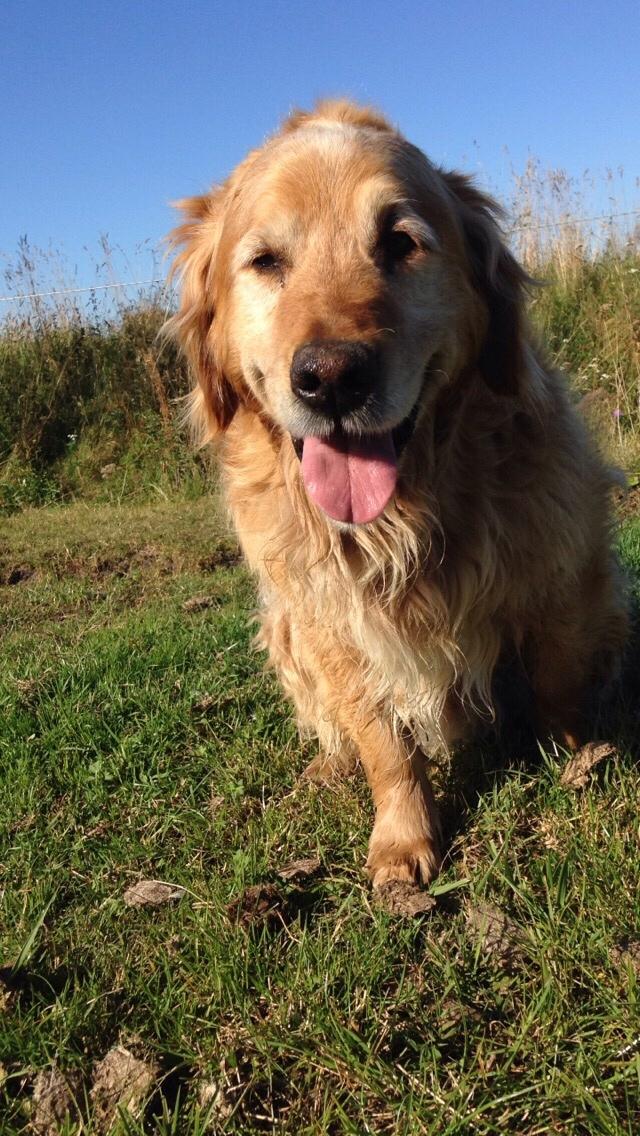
1;499;639;1133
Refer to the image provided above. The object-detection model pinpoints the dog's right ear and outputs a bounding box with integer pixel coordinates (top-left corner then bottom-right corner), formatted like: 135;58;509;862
443;172;532;397
167;189;238;441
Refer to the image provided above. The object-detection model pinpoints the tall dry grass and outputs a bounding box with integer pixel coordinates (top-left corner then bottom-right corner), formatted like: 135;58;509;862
0;239;209;512
0;167;638;515
506;159;640;473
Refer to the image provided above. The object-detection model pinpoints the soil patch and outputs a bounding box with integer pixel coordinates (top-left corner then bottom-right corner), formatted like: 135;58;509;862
0;564;35;586
614;483;640;522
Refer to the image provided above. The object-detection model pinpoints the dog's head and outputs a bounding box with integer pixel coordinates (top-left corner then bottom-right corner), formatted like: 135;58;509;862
169;100;529;525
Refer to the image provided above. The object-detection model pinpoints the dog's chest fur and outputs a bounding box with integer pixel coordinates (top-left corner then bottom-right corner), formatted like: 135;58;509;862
223;418;502;754
221;393;604;758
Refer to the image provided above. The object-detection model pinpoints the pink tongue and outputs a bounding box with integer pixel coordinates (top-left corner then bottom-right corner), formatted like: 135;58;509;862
301;432;397;524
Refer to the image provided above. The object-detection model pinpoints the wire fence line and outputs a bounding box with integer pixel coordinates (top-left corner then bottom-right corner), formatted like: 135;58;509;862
1;207;638;307
0;279;169;303
509;207;640;235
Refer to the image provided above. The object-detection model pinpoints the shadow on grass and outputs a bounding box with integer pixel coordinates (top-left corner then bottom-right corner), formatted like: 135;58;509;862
437;593;640;871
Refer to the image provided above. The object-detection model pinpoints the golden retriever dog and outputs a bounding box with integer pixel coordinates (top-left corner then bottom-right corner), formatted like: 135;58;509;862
168;100;627;887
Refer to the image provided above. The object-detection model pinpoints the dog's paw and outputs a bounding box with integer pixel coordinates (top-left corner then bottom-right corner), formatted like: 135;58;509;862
366;835;441;889
301;747;357;785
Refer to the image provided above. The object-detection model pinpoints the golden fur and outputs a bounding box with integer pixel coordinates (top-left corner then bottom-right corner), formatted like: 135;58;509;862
168;101;628;886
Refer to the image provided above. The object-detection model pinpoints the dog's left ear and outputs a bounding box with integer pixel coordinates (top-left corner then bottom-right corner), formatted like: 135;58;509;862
444;172;531;396
166;189;239;441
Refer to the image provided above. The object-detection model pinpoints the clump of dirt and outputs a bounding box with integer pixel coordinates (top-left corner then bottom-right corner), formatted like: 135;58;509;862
0;972;16;1014
465;901;524;971
31;1067;80;1134
198;547;241;571
197;1077;233;1127
226;884;287;930
226;853;328;930
614;483;640;522
192;693;218;714
611;939;640;977
89;1045;159;1132
276;857;322;883
123;880;186;907
48;543;178;581
560;741;618;789
374;880;437;918
182;594;221;613
1;538;244;588
89;544;175;579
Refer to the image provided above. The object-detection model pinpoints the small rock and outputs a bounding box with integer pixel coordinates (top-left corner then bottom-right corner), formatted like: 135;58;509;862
123;880;186;907
374;880;437;918
560;741;618;789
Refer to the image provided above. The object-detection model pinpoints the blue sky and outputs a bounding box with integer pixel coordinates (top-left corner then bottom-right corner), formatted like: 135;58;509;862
1;0;638;296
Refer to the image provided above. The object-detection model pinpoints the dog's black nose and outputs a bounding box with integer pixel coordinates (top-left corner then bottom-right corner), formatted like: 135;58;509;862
290;340;378;416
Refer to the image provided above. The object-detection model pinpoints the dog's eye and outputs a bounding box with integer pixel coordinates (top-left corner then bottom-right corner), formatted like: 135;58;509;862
251;252;281;273
386;229;417;262
378;223;421;273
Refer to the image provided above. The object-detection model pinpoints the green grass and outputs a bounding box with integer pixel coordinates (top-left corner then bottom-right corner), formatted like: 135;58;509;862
0;300;202;515
529;253;640;472
1;497;639;1134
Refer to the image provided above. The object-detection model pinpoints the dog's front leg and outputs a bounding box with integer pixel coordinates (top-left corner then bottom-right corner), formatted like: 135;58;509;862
353;715;442;887
290;626;442;886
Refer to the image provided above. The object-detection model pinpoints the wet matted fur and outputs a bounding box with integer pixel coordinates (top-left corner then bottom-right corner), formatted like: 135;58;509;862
168;101;627;886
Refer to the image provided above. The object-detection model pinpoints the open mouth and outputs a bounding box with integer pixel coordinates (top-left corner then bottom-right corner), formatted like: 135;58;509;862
292;399;420;525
